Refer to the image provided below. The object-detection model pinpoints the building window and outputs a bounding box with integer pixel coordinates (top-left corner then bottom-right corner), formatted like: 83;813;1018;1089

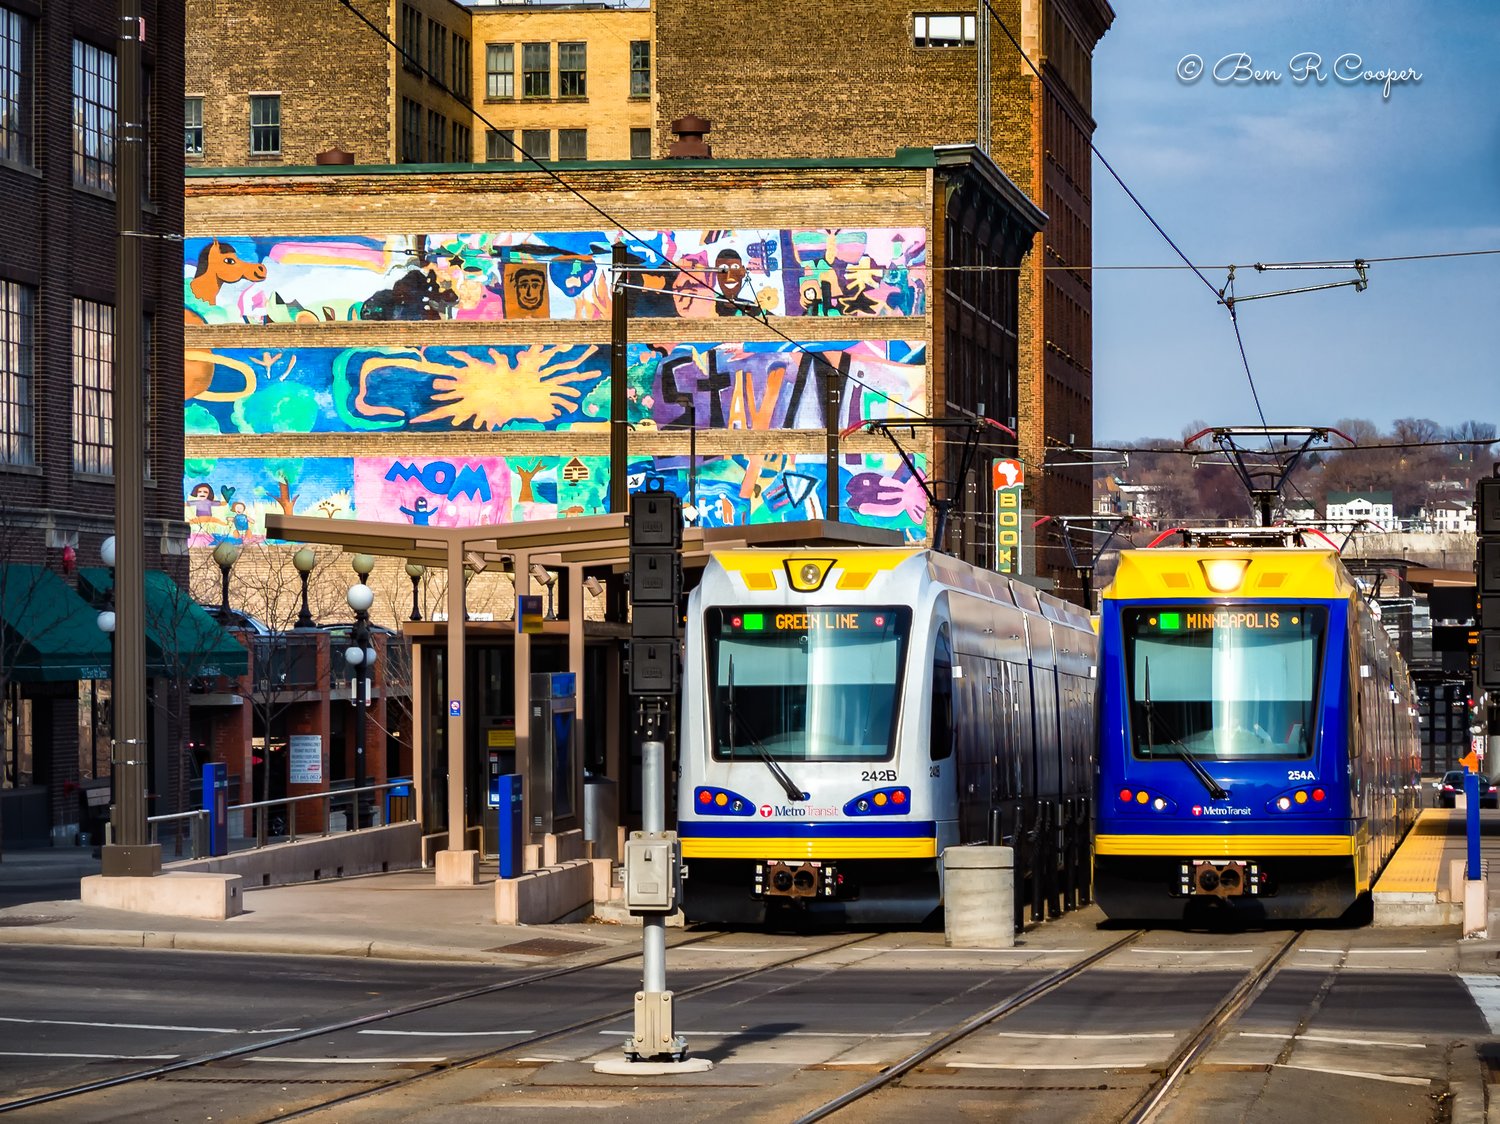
485;43;514;98
629;40;650;97
452;122;470;162
141;313;153;479
72;298;114;476
452;36;470;98
72;39;116;192
399;4;421;73
914;13;976;47
557;128;586;160
0;280;34;467
427;20;447;81
249;93;280;155
427;109;446;162
486;128;514;162
630;128;651;160
400;97;420;161
521;43;549;98
558;42;586;98
521;128;549;160
184;96;203;155
0;8;33;166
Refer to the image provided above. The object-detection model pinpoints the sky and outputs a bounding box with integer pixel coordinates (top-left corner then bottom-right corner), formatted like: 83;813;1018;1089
1090;1;1500;444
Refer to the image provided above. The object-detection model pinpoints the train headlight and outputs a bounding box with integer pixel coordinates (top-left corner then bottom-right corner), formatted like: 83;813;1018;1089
1200;558;1250;592
693;786;757;816
785;558;835;592
844;787;912;816
1277;796;1292;811
1267;786;1330;813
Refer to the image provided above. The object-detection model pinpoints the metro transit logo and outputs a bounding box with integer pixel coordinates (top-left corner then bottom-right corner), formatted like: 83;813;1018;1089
760;804;773;818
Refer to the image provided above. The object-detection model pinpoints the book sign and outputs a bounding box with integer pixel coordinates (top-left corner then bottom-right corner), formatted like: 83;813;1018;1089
992;459;1024;574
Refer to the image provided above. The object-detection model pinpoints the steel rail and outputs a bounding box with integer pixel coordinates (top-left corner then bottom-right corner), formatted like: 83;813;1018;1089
790;930;1145;1124
1122;929;1304;1124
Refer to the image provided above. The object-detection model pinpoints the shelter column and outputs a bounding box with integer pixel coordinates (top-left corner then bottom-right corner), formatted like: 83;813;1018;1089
436;537;477;885
512;550;532;854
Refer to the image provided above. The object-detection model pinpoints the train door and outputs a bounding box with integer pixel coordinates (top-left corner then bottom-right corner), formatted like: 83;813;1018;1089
954;653;993;845
928;622;962;839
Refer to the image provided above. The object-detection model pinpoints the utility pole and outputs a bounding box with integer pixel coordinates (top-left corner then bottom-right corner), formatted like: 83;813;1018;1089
103;0;158;878
609;242;629;514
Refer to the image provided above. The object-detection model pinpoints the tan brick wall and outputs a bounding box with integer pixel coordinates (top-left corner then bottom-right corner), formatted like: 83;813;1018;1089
186;0;399;166
654;0;1113;584
470;6;654;162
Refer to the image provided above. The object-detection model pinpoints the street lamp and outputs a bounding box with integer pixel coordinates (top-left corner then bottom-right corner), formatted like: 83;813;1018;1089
96;538;117;799
345;578;376;830
404;561;425;622
293;547;318;628
212;540;241;622
530;563;557;620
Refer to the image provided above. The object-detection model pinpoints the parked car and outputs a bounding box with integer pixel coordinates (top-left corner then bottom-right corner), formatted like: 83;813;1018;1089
1435;770;1499;809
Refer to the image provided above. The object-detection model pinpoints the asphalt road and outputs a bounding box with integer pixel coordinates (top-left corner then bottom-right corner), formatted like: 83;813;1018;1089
0;921;1489;1123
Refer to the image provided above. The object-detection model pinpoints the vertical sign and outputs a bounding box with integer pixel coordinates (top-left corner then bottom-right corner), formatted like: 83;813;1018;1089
288;734;323;785
992;459;1024;574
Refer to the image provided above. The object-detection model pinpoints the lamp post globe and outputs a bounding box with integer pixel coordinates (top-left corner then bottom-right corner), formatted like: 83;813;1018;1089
347;583;375;614
292;547;318;628
212;540;241;621
404;561;425;622
96;610;116;634
100;536;117;568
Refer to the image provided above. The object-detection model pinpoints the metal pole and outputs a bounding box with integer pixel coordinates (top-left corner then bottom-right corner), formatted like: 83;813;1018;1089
641;733;666;995
102;0;158;877
609;242;629;514
688;398;697;519
352;609;368;830
824;368;840;522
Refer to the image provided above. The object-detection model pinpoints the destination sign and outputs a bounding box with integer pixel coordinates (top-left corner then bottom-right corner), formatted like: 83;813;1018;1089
727;609;893;633
1153;610;1302;631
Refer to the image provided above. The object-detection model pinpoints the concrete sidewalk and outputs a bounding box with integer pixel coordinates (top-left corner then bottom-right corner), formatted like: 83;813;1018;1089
0;846;644;966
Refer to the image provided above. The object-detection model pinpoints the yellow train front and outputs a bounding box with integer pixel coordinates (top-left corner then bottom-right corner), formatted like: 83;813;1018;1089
1093;535;1421;922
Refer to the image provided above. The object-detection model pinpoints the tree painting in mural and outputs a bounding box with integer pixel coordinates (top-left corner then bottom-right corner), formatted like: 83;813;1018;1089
261;459;305;517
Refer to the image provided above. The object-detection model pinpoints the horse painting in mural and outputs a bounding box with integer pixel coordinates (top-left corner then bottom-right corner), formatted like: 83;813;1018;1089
185;239;267;321
185;239;267;400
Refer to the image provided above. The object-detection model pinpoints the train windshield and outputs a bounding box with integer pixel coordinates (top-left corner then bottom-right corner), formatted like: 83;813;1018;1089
1123;606;1324;761
706;607;911;762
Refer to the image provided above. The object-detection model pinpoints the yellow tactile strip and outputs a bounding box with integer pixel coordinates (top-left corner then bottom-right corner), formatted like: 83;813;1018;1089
1373;810;1457;895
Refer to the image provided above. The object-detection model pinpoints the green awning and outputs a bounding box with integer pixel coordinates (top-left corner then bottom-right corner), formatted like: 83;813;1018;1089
0;565;114;682
79;568;250;679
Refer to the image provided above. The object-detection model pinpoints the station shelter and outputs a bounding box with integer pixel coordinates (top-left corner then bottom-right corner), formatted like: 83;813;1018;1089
265;512;897;882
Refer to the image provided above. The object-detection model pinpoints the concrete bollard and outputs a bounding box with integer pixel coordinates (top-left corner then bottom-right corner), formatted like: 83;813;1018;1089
942;845;1014;948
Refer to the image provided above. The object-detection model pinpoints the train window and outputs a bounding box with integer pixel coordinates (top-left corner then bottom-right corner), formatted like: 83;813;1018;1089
705;607;911;762
1122;605;1325;761
930;623;953;760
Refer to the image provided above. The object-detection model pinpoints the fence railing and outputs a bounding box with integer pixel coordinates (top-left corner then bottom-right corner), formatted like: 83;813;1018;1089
146;778;416;861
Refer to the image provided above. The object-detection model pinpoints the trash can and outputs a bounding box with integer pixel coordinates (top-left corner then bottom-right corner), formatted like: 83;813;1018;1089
584;775;619;861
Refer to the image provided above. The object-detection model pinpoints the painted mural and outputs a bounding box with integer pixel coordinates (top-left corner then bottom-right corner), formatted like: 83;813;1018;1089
182;229;927;324
185;453;928;544
184;341;925;436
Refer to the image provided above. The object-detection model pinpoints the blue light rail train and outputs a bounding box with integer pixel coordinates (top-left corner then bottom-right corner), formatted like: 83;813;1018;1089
676;546;1096;926
1093;528;1421;922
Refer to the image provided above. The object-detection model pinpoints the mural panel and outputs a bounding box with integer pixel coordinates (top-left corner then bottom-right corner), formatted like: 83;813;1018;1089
183;229;927;324
185;342;924;436
185;453;927;544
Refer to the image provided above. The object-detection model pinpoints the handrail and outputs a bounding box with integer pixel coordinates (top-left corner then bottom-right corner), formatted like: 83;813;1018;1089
145;778;416;860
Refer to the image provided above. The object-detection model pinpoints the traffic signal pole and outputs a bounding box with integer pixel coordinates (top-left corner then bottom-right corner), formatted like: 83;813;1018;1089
595;482;711;1074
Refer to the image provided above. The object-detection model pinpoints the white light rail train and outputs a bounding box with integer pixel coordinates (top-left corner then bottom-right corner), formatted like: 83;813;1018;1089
676;547;1097;925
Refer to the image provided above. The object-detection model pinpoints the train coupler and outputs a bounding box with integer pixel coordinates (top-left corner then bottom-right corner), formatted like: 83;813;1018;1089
1181;858;1262;898
753;859;839;900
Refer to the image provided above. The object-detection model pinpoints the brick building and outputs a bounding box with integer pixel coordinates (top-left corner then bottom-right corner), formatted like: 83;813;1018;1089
653;0;1114;589
0;0;230;847
186;0;473;167
470;3;654;163
186;0;654;168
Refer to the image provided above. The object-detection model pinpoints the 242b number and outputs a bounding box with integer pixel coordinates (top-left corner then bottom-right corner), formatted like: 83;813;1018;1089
861;769;897;783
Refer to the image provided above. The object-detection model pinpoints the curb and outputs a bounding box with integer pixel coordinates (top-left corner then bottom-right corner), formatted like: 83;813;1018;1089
0;925;516;964
1451;1041;1487;1124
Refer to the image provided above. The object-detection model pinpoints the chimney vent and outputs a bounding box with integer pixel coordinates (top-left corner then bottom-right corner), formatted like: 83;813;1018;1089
315;146;355;166
667;116;712;159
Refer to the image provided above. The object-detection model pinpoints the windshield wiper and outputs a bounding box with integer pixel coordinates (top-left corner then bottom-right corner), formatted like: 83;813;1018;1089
725;656;806;803
1143;658;1230;801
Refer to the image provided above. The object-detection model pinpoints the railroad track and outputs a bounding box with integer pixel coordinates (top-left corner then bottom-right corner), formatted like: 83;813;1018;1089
0;929;883;1120
791;928;1304;1124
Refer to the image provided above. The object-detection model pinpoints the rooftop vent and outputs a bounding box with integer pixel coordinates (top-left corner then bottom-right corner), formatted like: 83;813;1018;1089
667;115;712;159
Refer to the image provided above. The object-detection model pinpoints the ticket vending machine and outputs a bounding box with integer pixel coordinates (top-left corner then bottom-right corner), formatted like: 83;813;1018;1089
202;762;228;857
527;671;578;839
480;718;515;856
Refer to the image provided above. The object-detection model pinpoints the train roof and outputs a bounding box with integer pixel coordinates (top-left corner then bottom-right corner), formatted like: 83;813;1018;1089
701;547;1093;630
1103;546;1360;602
